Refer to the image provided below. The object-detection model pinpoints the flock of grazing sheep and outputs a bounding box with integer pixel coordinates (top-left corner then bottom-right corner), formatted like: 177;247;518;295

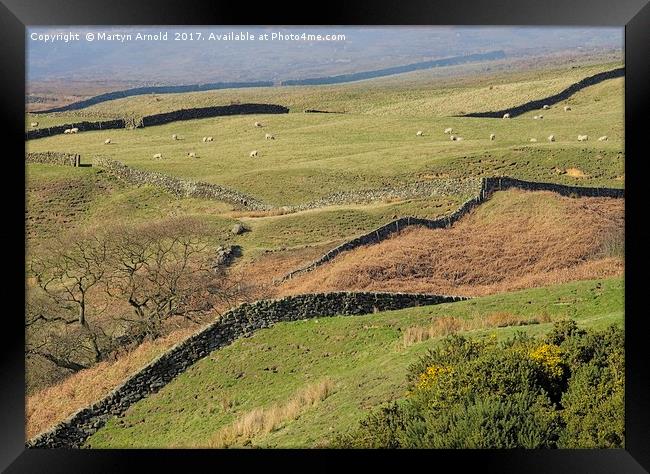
44;101;610;163
52;120;276;161
415;103;608;143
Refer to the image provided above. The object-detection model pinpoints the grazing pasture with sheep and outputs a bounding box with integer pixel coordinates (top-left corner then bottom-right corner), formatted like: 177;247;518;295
27;62;623;206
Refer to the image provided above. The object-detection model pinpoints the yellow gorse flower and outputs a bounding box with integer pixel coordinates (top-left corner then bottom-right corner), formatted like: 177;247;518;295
416;364;454;390
529;343;565;380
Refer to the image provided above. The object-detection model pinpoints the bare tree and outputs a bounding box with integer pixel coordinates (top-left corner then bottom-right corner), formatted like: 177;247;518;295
25;217;251;390
29;233;110;363
105;219;232;339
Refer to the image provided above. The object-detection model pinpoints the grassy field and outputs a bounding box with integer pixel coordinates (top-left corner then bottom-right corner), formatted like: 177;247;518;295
26;61;620;122
25;58;626;445
26;63;623;206
26;163;463;265
84;277;623;448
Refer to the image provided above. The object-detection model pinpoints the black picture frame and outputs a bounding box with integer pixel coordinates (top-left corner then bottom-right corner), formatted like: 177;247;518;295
2;0;648;471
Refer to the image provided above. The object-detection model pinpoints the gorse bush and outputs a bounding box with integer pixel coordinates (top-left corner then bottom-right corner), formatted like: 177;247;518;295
333;321;624;448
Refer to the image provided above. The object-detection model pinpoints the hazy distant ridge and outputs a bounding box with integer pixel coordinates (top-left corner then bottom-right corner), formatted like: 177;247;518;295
281;50;507;86
34;51;506;114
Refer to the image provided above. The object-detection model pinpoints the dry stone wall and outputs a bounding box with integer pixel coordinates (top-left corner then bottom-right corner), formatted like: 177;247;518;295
281;177;624;281
462;67;624;118
35;82;274;114
25;103;289;141
27;291;466;449
292;178;483;211
25;152;80;167
94;157;270;211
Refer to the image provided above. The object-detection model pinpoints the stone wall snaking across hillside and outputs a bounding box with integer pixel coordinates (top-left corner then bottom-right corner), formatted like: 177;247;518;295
94;157;271;211
26;152;81;167
461;67;624;118
280;177;624;281
26;291;466;449
293;178;483;211
34;82;275;114
25;103;290;141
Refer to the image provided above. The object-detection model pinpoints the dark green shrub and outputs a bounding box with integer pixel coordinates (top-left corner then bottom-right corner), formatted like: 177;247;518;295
334;322;624;449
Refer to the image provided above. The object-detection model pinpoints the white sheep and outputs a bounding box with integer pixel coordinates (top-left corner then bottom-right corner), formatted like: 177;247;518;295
598;135;608;141
202;137;208;142
543;105;550;110
187;152;196;158
548;135;555;142
206;136;214;142
503;113;510;119
450;135;457;141
172;134;178;140
153;153;162;159
530;138;537;142
416;131;423;136
490;133;496;141
265;133;275;140
104;138;111;145
456;136;464;141
30;122;38;127
64;129;71;134
70;127;79;133
564;106;571;112
250;150;259;158
533;115;539;120
444;127;453;134
254;122;262;127
577;135;588;141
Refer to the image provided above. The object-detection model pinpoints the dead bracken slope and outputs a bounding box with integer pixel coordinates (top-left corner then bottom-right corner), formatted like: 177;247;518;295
279;190;624;297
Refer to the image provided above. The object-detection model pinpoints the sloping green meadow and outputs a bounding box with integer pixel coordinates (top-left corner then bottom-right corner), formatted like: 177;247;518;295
27;66;623;206
86;277;623;448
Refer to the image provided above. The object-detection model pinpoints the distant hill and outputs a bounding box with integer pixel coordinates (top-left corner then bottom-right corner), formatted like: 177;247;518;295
27;26;622;87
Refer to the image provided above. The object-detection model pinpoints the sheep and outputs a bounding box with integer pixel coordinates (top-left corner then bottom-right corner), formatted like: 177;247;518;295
153;153;162;159
70;127;79;133
254;122;262;127
543;105;550;110
564;106;571;112
489;133;496;141
250;150;259;158
503;113;510;119
187;152;196;158
104;138;111;145
202;137;208;142
64;129;71;134
450;135;457;141
172;134;178;140
530;138;537;142
548;135;555;142
533;115;539;120
206;136;214;142
444;127;453;134
577;135;588;141
598;135;608;141
265;133;275;140
30;122;38;127
456;136;464;141
416;131;423;136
